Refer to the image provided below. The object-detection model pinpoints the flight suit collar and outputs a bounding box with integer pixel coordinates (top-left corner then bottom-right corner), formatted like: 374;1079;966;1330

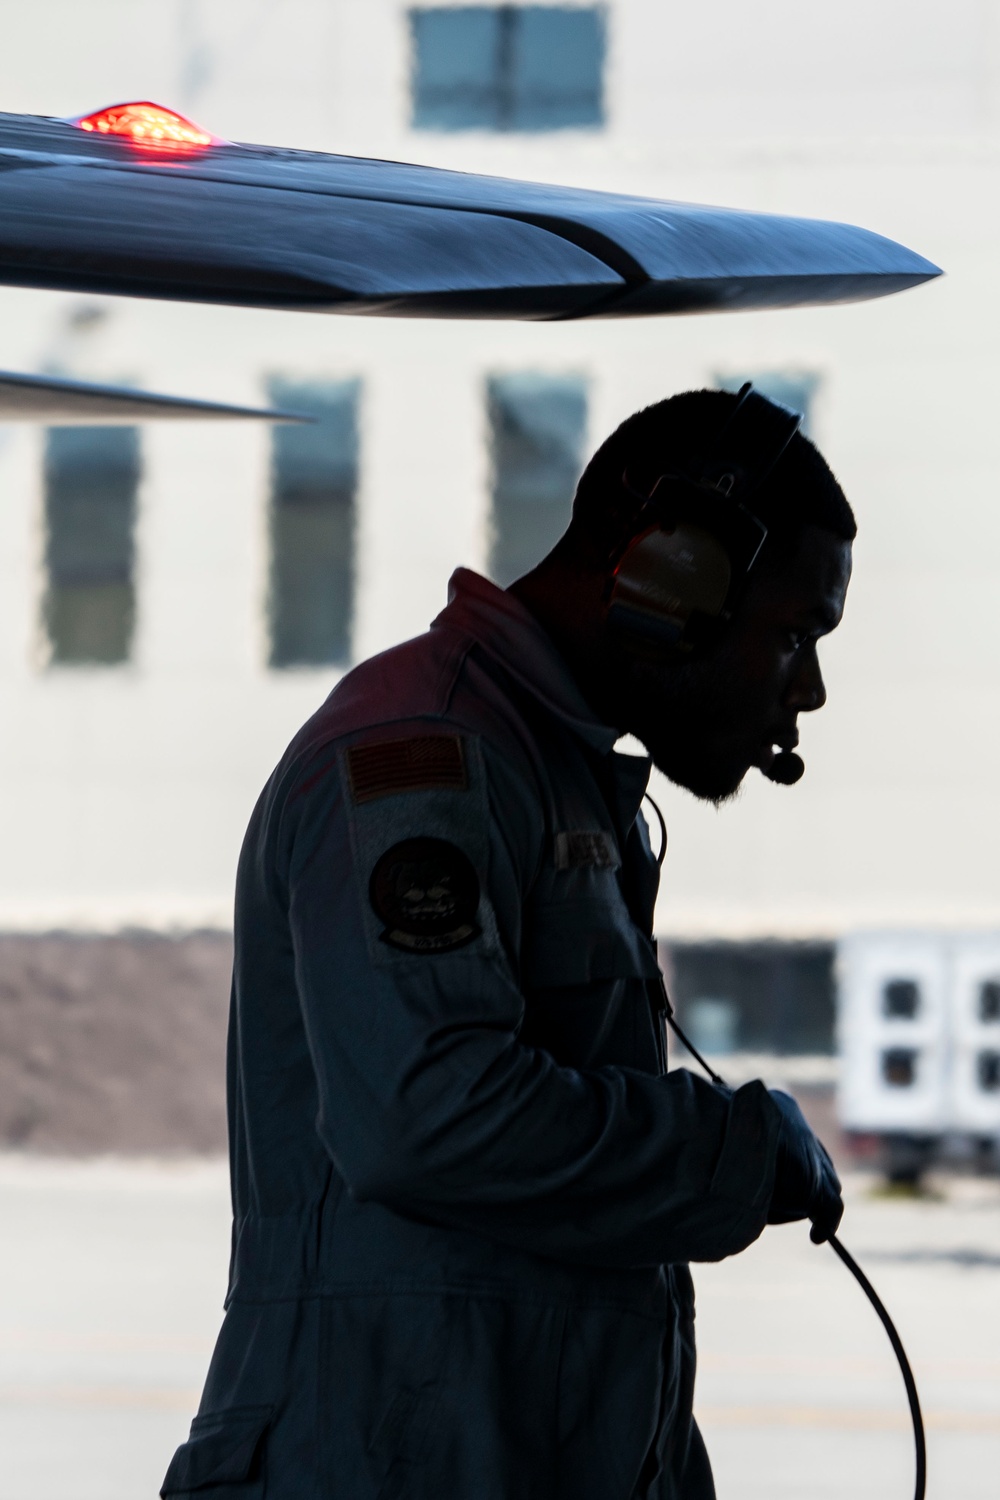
437;568;620;756
436;569;654;841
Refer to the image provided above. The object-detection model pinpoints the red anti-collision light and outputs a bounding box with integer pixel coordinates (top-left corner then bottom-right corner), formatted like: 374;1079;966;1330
72;101;221;149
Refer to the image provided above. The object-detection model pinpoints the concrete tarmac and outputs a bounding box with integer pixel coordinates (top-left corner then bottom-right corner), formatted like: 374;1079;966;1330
694;1177;1000;1499
0;1155;996;1499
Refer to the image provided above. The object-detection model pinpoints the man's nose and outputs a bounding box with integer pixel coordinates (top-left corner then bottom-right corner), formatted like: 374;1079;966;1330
786;649;827;713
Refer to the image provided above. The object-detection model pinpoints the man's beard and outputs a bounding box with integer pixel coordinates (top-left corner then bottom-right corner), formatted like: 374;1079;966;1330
645;730;749;805
621;657;755;806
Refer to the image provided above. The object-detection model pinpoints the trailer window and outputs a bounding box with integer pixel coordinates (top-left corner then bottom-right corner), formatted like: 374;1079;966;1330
882;979;920;1019
882;1047;918;1087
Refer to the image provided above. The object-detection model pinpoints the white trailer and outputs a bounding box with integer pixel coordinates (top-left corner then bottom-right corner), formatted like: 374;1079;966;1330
837;932;1000;1179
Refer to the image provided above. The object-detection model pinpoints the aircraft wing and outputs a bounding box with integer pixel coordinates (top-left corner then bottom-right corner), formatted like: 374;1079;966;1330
0;105;941;320
0;368;307;423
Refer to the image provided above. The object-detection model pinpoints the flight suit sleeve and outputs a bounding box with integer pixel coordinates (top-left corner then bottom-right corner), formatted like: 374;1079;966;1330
278;725;781;1268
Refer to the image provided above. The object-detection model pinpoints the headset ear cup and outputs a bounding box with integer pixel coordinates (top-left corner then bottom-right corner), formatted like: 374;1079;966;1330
608;523;733;650
605;385;792;653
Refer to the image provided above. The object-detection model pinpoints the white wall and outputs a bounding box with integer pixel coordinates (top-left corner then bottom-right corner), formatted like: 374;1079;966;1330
0;0;996;935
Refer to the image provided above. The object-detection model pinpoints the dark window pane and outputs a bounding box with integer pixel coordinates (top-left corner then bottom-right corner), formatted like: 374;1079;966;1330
666;941;836;1055
716;371;820;436
511;7;605;129
977;1051;1000;1091
267;379;359;669
883;979;920;1019
979;980;1000;1022
683;997;738;1057
410;6;605;132
487;373;586;587
410;8;502;128
43;426;140;665
882;1047;918;1087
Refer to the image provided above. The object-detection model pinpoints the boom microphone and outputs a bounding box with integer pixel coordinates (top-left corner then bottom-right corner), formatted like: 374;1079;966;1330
765;751;805;785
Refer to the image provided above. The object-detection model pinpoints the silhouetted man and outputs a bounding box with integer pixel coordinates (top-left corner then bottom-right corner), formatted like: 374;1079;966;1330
162;387;847;1500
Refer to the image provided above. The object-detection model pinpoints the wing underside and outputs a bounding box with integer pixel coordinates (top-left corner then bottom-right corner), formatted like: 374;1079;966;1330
0;369;306;423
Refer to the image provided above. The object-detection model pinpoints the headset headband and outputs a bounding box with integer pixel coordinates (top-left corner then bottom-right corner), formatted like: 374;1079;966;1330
685;381;802;503
619;383;802;542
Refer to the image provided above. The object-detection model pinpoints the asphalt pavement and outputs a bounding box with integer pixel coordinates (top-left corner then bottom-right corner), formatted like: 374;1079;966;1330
0;1155;996;1500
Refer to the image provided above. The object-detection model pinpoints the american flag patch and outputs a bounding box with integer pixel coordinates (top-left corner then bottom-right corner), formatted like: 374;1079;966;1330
347;735;467;804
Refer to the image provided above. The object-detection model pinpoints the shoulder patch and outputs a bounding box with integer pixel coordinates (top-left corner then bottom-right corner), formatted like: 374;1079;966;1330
553;830;620;872
369;837;481;954
348;735;467;805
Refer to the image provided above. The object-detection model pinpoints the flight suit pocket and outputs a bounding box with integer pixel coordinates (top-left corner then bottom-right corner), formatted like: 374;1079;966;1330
160;1404;272;1499
520;899;664;1070
522;900;660;988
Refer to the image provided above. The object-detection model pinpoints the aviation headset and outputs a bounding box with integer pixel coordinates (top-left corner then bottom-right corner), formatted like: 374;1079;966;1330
604;381;801;655
618;387;927;1495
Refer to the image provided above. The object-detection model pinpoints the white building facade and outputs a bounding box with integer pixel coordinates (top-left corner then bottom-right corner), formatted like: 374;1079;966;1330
0;0;996;976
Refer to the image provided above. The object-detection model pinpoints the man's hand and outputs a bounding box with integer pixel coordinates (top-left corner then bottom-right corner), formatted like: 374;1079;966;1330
767;1089;844;1244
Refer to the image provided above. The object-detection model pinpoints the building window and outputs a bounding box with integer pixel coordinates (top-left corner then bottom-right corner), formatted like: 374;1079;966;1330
42;426;140;666
410;6;605;131
267;378;360;669
716;371;820;435
487;373;586;587
665;942;836;1056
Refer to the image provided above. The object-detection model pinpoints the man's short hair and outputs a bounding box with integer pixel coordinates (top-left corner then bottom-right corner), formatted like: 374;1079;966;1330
572;388;856;555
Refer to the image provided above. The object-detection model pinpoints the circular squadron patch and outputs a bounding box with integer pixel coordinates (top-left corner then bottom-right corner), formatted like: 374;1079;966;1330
369;837;481;954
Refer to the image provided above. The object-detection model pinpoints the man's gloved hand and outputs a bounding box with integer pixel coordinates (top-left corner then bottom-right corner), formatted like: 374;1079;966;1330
767;1089;844;1244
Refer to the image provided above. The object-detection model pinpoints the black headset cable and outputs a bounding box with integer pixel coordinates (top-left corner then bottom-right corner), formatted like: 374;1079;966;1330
656;986;926;1500
642;794;926;1500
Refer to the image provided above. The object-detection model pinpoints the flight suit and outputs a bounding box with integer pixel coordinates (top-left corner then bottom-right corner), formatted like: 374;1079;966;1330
162;568;781;1500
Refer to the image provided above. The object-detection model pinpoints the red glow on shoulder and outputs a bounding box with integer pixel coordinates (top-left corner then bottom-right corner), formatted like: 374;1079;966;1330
73;101;221;150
